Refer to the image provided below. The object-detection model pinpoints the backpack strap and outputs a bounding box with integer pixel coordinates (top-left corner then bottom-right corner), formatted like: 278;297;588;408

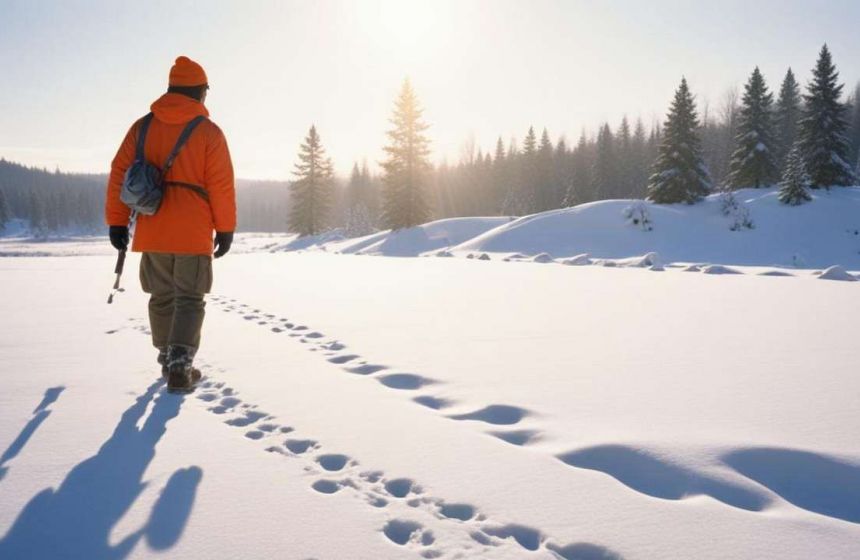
164;180;210;202
135;113;154;161
162;115;207;178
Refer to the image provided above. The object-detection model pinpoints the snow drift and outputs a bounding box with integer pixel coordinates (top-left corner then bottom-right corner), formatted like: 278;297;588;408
296;217;513;257
454;187;860;269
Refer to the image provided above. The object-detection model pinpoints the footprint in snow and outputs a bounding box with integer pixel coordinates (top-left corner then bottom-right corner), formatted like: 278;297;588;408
284;439;318;454
383;519;435;548
316;454;351;472
328;354;359;364
449;404;529;426
346;364;387;375
490;429;542;446
311;479;341;494
225;410;268;427
377;373;436;391
384;478;420;498
413;396;455;410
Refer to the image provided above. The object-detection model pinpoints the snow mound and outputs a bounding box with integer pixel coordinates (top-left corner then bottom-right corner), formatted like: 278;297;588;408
615;252;663;268
532;253;555;263
818;265;857;282
453;187;860;269
272;230;346;252
330;217;511;257
758;270;794;277
702;264;742;275
561;253;592;266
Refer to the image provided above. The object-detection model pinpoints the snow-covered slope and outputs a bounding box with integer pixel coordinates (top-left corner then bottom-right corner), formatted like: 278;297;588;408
454;187;860;269
325;217;513;257
1;248;858;559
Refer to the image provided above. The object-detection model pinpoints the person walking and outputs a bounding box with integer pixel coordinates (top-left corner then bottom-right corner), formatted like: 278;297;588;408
105;56;236;392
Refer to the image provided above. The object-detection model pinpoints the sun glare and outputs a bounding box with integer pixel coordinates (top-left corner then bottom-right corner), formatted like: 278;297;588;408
353;0;453;62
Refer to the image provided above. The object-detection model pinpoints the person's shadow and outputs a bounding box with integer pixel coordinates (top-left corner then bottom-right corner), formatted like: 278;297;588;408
0;380;202;559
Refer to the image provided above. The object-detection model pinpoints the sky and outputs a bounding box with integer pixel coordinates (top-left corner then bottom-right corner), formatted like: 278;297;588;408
1;0;858;179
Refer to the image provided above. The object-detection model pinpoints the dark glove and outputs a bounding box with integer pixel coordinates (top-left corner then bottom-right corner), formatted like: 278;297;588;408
109;226;129;252
213;231;234;259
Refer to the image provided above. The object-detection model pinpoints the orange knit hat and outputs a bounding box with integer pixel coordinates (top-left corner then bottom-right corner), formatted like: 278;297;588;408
168;56;208;87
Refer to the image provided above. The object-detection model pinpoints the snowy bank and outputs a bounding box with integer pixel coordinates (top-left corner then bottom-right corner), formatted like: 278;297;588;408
289;217;513;257
453;187;860;269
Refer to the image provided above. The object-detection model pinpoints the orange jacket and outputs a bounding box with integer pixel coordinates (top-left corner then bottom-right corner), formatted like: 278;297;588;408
105;93;236;255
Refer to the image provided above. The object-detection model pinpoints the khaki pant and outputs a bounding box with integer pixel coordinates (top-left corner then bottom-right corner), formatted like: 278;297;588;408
139;253;213;353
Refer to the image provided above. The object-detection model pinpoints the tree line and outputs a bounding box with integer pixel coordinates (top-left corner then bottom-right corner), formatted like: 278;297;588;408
289;44;860;236
2;44;859;237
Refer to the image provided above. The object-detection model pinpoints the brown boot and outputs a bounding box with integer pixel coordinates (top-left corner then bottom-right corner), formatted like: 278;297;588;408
166;345;202;393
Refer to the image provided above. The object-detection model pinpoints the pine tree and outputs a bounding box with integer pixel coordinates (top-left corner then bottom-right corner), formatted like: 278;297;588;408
616;116;633;197
629;118;649;198
535;128;554;211
592;123;616;199
288;125;334;237
504;127;537;215
849;82;860;171
0;188;9;231
647;77;712;203
27;191;45;235
564;131;593;206
727;67;779;189
381;79;432;229
798;44;855;188
774;68;802;171
778;142;812;205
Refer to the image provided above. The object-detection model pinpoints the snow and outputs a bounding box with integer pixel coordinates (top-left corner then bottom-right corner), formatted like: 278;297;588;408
454;187;860;269
311;217;512;257
1;245;859;559
817;265;857;281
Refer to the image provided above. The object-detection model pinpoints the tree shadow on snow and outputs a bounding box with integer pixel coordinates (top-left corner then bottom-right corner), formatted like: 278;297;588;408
0;386;65;482
723;447;860;524
0;380;203;559
557;444;768;512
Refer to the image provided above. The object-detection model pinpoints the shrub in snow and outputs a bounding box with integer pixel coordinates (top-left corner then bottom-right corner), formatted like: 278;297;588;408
818;265;857;281
532;253;554;263
434;249;453;258
562;254;591;266
683;264;702;272
623;203;653;231
702;264;742;275
477;253;491;261
719;191;754;231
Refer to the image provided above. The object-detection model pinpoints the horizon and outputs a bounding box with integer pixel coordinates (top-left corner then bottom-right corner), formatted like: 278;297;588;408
1;0;859;180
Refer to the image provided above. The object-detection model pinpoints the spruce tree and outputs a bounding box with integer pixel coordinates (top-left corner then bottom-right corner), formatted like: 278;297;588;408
727;67;779;189
381;79;432;229
288;125;334;237
504;127;537;215
774;68;802;171
592;123;616;199
0;188;9;231
616;117;633;197
798;44;855;188
850;82;860;170
536;128;554;211
647;77;712;203
630;118;649;198
778;142;812;205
